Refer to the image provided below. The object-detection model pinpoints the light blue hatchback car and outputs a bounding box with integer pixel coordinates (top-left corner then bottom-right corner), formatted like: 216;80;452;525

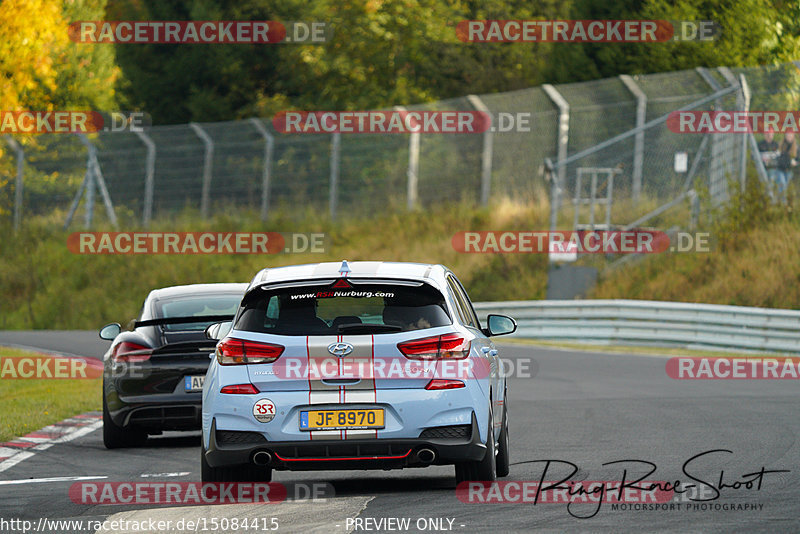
201;261;516;484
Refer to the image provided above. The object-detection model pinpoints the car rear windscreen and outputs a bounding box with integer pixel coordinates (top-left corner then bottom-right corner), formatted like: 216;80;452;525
236;281;451;335
155;294;242;331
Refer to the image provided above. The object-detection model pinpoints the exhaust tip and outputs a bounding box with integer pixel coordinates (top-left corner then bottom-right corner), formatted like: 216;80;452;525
417;448;436;464
253;450;272;466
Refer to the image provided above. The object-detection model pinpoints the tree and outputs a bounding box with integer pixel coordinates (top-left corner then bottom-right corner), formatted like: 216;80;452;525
109;0;288;123
544;0;800;83
0;0;120;218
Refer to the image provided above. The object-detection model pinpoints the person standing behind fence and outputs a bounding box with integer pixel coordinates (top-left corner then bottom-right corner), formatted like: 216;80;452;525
775;131;798;197
758;128;780;184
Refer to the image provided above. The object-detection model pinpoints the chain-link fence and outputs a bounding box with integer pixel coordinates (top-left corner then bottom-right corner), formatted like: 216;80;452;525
546;63;800;237
2;62;800;231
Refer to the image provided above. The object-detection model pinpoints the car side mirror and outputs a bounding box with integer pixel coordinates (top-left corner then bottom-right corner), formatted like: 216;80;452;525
99;323;121;340
486;314;517;337
205;321;232;340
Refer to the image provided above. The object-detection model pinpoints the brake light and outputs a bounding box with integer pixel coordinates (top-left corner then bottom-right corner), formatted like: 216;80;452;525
220;383;260;394
425;379;466;390
216;337;284;365
112;341;152;362
397;333;470;360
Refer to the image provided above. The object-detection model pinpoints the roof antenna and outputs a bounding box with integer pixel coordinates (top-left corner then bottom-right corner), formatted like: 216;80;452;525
339;260;351;277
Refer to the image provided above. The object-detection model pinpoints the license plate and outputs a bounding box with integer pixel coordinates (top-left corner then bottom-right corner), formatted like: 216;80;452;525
299;409;384;430
184;375;204;392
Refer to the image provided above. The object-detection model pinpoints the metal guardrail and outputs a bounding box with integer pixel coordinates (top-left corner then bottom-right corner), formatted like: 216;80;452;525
474;300;800;354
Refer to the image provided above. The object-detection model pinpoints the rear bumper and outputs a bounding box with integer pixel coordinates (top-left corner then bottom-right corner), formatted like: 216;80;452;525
104;363;207;431
121;403;201;430
107;391;203;430
204;413;485;470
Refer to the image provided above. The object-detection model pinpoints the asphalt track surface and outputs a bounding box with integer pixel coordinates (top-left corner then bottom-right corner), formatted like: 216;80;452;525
0;331;798;533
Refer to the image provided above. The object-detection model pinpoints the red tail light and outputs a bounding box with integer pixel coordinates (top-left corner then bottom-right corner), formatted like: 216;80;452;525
112;341;152;362
397;333;471;360
425;379;466;390
216;337;284;365
220;383;260;394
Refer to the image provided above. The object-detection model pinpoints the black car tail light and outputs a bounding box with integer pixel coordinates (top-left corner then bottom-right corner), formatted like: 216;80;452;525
112;341;152;362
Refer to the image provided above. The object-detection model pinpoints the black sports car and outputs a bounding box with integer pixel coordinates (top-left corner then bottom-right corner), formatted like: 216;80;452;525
99;283;247;448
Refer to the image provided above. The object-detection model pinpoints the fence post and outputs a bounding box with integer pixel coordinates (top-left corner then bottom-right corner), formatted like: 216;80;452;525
84;152;95;229
77;134;118;228
543;84;570;209
135;130;156;226
738;74;751;192
329;132;341;219
189;123;214;218
545;158;559;233
466;94;494;206
718;67;750;192
619;75;646;203
395;106;419;209
4;136;24;232
64;168;89;230
696;67;728;206
249;118;274;221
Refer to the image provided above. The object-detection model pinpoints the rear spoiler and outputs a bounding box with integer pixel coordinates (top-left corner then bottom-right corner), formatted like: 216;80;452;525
134;315;234;328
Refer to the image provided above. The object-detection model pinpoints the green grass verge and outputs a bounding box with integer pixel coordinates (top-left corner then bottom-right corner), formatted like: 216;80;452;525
0;347;101;442
0;198;551;330
1;178;798;333
591;180;800;309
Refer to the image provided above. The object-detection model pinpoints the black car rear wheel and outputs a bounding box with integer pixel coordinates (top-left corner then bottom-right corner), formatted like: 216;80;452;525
200;447;272;482
102;394;147;449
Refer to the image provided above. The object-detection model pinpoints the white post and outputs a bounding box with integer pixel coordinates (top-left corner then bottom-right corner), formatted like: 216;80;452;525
189;123;214;218
395;106;419;209
76;134;117;228
467;94;494;206
249;118;274;221
719;67;750;192
135;130;156;226
543;85;570;242
329;132;341;219
696;67;726;206
4;136;23;232
620;74;647;203
543;84;570;209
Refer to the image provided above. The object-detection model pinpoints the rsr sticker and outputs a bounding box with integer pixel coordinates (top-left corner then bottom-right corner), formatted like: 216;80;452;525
253;398;276;423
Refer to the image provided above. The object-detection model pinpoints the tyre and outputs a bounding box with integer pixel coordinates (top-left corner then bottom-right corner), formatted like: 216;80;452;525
200;447;272;482
496;398;510;478
102;394;146;449
455;410;497;484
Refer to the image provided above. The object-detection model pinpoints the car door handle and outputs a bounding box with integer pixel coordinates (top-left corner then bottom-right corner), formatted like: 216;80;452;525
489;349;498;356
481;347;491;354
